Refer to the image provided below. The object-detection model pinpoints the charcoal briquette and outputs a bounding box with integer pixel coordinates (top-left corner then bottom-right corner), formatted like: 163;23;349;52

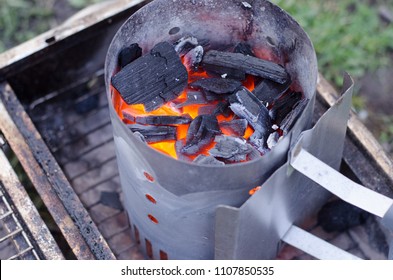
202;50;289;84
111;42;188;112
118;43;142;68
190;77;242;95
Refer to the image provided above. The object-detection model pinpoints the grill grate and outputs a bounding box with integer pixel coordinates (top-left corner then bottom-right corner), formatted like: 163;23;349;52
0;184;40;260
27;70;143;259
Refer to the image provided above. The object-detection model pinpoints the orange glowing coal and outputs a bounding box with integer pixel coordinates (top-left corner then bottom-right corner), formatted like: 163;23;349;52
111;67;256;161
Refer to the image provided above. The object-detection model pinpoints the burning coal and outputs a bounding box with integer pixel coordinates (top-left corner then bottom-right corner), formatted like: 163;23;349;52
111;36;307;165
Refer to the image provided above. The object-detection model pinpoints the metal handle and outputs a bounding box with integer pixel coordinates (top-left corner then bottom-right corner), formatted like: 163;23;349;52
288;144;393;260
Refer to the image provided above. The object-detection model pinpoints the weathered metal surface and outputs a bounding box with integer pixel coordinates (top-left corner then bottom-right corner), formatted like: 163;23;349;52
214;76;353;259
0;149;64;260
0;0;391;260
0;83;115;259
316;73;393;193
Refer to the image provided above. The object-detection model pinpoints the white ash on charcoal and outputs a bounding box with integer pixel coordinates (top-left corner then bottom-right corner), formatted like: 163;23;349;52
183;45;204;70
252;78;291;105
269;91;303;125
181;115;221;155
190;77;242;95
133;131;147;143
280;98;308;134
174;35;199;55
247;146;263;160
202;50;290;84
117;43;142;69
175;140;191;162
229;87;273;150
123;110;192;125
193;155;225;166
127;124;177;143
209;135;253;162
111;42;188;112
219;119;248;137
241;1;252;10
266;131;281;150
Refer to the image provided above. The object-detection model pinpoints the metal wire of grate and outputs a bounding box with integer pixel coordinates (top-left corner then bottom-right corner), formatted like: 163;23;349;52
0;184;40;260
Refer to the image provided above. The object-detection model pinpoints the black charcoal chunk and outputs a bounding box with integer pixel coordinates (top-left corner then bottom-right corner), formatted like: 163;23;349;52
234;42;255;56
193;155;225;166
203;91;224;101
173;91;208;108
128;124;177;143
198;102;231;117
111;42;188;112
202;50;289;84
174;36;199;55
134;114;192;125
213;101;232;117
181;115;221;155
270;91;303;124
253;78;291;105
184;46;204;70
318;200;370;233
118;43;142;68
198;105;217;116
209;136;253;162
220;119;248;137
190;78;242;95
229;87;273;149
122;110;136;122
280;98;308;134
204;64;246;81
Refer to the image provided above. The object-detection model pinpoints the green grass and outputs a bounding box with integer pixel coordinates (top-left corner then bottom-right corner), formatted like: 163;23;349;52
0;0;53;52
0;0;104;52
68;0;103;9
271;0;393;87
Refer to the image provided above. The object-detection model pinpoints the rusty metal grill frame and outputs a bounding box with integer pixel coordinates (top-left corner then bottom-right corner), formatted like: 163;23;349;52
0;185;40;260
0;0;392;260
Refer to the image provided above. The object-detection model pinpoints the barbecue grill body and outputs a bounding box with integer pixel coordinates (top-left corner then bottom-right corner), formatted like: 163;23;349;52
105;0;317;259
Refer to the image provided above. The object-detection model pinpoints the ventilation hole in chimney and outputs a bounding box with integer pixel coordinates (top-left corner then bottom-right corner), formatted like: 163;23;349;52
159;250;168;260
169;27;180;35
145;194;157;204
143;171;155;182
148;214;158;224
45;36;56;44
266;36;276;47
145;239;153;259
133;225;140;244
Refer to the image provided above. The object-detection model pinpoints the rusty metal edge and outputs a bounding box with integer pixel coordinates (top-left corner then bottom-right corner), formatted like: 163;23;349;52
0;0;149;80
0;149;65;260
316;73;393;190
0;82;115;260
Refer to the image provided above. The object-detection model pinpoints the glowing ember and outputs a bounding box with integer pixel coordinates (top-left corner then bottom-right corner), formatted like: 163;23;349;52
111;38;305;164
249;186;262;195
